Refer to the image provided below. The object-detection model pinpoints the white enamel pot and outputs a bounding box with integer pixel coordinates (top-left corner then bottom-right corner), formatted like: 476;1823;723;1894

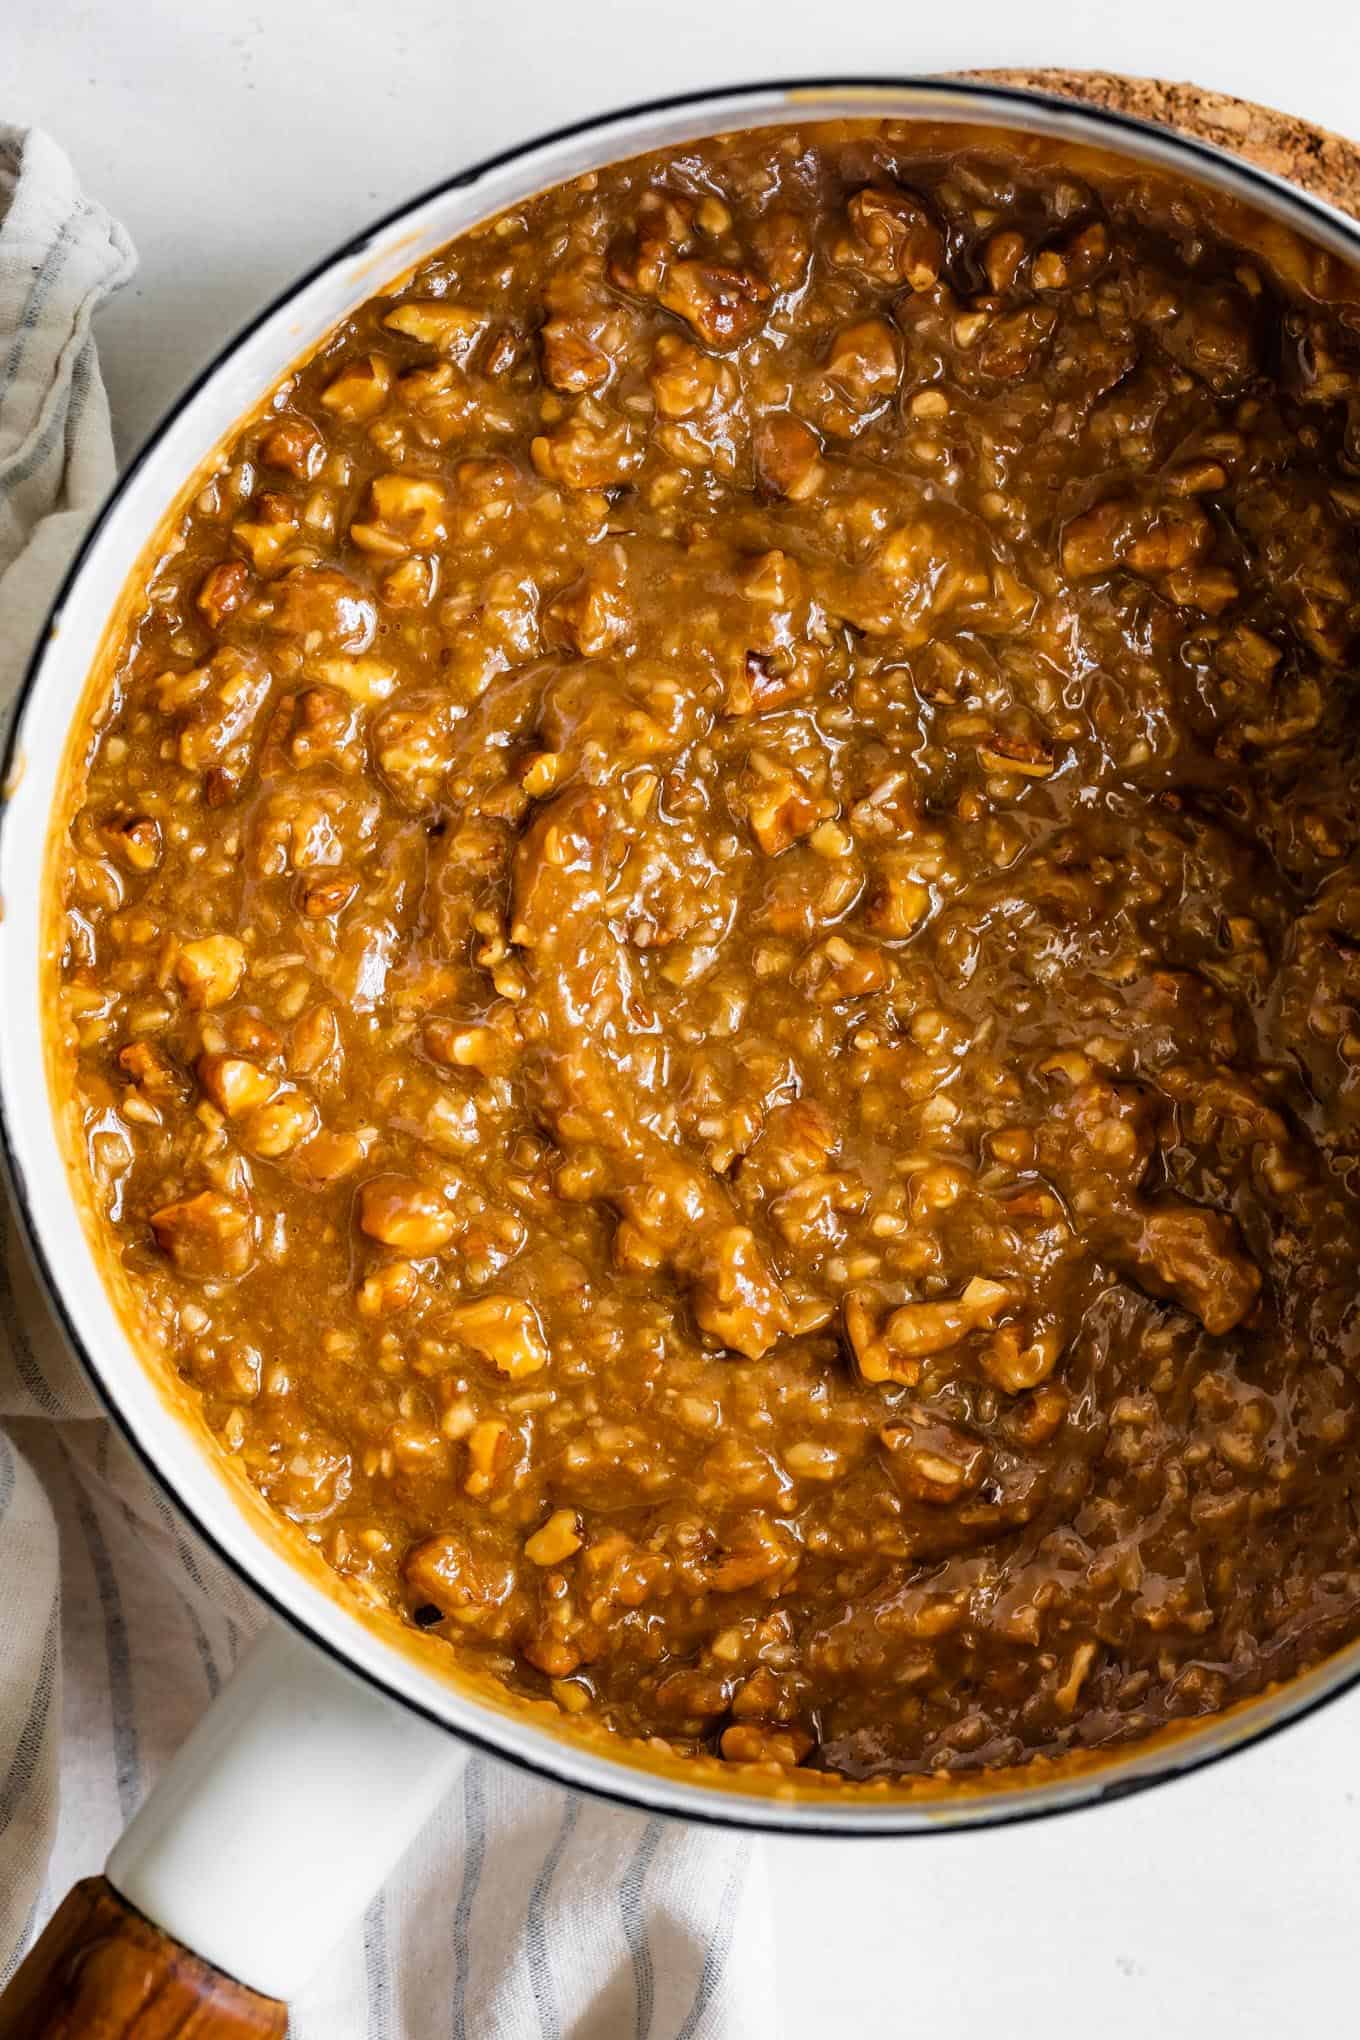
3;75;1360;2033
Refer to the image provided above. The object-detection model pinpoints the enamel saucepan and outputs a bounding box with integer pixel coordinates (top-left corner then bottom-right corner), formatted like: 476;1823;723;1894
2;75;1359;2037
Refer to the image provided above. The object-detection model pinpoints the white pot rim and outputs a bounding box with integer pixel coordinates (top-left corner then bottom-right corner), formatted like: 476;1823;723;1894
5;74;1360;1836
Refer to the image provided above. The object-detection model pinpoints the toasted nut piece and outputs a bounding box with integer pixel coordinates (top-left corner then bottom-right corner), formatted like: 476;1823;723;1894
231;507;298;575
707;1517;797;1591
299;869;360;919
654;1669;733;1721
541;318;614;393
101;813;162;874
544;569;631;656
690;1225;791;1359
849;1277;1012;1384
531;413;642;490
989;1126;1036;1169
358;1175;458;1253
196;1052;275;1118
742;549;802;606
883;1276;1012;1357
382;300;485;353
1126;514;1208;574
741;751;836;856
833;185;942;289
524;1509;582;1566
748;205;811;288
799;935;895;1004
149;1191;254;1278
844;1288;903;1381
1162;567;1239;615
357;1259;419;1317
351;473;448;554
176;935;246;1010
290;1003;342;1077
1061;497;1127;576
826;315;900;406
719;1722;813;1766
1120;1204;1260;1335
1055;1640;1098;1715
649;330;726;418
197;560;249;628
320;353;393;421
864;868;930;938
657;259;772;349
753;413;825;501
1062;221;1110;281
982;229;1026;293
783;1440;845;1481
308;655;398;703
978;732;1055;779
464;1418;511;1497
446;1294;549;1377
243;1091;320;1159
422;1020;509;1072
880;1418;990;1503
979;1322;1063;1393
403;1530;509;1622
270;565;377;652
292;1129;368;1186
1001;1384;1070;1449
522;1632;584;1679
260;416;324;479
119;1041;181;1098
226;1011;283;1063
380;556;438;610
1166;458;1228;496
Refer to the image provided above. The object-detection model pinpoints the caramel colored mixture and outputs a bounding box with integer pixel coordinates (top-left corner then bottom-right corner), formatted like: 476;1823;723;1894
53;125;1360;1779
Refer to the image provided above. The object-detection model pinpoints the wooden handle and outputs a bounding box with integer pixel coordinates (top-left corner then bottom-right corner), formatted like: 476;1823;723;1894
0;1877;287;2038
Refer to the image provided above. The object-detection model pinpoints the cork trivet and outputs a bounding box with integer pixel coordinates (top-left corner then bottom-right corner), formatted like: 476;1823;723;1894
967;70;1360;222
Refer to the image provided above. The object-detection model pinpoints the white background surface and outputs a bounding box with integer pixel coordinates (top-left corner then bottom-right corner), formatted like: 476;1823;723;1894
11;0;1360;2031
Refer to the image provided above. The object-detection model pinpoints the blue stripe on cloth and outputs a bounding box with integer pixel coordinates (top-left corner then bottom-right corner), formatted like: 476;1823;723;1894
525;1794;581;2040
451;1758;488;2040
0;202;79;439
138;1484;222;1698
364;1891;392;2040
0;1199;72;1417
0;1599;57;1842
0;325;95;494
0;1429;16;1522
56;1438;140;1818
0;1888;42;1990
98;1433;227;1737
620;1816;665;2040
676;1841;753;2040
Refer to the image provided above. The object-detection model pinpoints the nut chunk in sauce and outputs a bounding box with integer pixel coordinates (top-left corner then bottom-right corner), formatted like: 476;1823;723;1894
53;122;1360;1783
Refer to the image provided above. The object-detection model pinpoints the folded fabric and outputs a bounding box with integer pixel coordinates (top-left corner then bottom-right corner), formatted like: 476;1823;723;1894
0;123;774;2038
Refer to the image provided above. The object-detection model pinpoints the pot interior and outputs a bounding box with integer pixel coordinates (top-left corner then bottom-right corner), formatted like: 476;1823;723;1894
6;77;1360;1833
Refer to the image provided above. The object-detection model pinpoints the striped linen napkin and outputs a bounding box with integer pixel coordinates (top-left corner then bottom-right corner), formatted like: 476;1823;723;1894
0;124;774;2039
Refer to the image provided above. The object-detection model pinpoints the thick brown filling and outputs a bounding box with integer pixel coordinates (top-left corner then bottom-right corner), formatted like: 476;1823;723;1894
54;123;1360;1779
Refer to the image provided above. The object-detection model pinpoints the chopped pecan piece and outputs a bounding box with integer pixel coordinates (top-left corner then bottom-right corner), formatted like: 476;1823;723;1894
150;1191;254;1279
445;1295;550;1377
832;184;943;289
358;1176;458;1254
753;414;825;501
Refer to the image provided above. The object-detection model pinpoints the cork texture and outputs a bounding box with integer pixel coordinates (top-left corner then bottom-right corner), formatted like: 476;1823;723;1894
968;70;1360;222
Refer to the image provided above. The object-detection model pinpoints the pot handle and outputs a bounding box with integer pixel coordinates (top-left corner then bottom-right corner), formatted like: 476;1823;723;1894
0;1877;289;2037
0;1625;469;2033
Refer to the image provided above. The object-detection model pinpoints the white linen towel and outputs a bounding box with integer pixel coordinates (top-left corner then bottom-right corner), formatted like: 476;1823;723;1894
0;124;774;2039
